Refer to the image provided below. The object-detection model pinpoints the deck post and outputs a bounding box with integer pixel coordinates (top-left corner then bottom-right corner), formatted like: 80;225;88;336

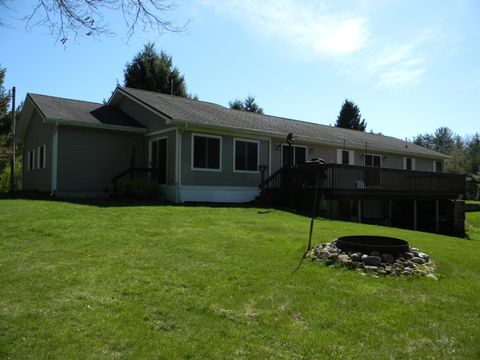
413;199;417;231
435;199;439;233
357;200;362;223
388;199;392;226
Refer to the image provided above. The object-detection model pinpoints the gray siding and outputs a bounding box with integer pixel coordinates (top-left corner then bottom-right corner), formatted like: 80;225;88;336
118;97;170;132
416;158;435;172
146;129;177;185
57;126;145;193
181;131;269;187
270;137;440;172
22;110;53;191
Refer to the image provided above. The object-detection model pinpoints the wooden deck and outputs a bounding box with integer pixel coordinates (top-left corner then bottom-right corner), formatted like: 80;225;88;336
259;163;465;201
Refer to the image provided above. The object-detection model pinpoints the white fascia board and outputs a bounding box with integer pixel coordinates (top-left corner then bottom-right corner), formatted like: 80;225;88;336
44;118;147;134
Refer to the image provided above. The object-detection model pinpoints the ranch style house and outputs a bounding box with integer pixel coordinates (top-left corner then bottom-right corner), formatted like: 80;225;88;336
17;86;465;234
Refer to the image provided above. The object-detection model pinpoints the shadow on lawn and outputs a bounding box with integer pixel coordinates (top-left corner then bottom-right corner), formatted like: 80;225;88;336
0;191;280;210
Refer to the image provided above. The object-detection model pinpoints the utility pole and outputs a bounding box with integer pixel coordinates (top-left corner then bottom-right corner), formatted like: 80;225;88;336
10;86;16;192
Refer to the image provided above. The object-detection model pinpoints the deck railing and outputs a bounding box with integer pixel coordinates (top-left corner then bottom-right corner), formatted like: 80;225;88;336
260;163;465;196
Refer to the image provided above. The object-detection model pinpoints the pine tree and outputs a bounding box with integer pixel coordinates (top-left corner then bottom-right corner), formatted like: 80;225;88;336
335;99;367;131
124;43;188;98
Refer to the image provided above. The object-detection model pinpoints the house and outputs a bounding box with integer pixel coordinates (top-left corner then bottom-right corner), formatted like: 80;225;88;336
17;86;465;233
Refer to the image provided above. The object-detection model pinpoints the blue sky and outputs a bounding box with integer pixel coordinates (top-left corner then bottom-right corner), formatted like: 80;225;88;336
1;0;479;139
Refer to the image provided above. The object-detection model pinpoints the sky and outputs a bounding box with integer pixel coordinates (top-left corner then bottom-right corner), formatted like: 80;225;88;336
1;0;479;140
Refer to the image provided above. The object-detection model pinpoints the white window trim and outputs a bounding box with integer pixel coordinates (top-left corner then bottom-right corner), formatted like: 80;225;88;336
337;149;355;165
364;153;382;167
403;157;415;170
280;144;308;167
433;160;442;173
148;136;169;183
233;138;260;173
148;136;168;167
191;133;222;172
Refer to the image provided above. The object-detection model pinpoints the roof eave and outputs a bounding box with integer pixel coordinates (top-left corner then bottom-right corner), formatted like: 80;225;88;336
44;117;147;134
171;119;449;160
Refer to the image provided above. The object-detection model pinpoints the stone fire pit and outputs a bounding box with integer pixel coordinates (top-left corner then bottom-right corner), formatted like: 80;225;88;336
307;235;436;278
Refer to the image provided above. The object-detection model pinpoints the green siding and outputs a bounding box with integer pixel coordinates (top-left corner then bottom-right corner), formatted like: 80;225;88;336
181;131;269;187
57;126;145;193
22;110;54;192
118;97;170;132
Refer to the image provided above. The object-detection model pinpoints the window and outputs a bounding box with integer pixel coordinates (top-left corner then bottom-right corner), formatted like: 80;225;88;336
337;149;354;165
365;154;381;167
403;157;415;170
433;160;443;173
38;145;46;169
282;145;306;167
192;134;221;170
234;139;259;172
342;150;349;164
28;149;37;171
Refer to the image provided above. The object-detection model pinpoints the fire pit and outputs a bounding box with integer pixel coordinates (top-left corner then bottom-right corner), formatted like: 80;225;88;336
335;235;409;256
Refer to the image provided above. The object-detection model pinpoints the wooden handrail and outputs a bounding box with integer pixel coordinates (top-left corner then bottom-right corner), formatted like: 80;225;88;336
259;163;465;195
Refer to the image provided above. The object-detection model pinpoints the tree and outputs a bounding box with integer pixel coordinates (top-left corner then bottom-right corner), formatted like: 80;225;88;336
0;65;9;131
124;43;188;97
432;127;454;154
229;96;263;114
413;133;434;149
0;0;186;43
335;99;367;131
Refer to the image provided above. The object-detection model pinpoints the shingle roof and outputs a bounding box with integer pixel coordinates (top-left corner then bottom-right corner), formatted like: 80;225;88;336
29;93;145;129
120;87;448;159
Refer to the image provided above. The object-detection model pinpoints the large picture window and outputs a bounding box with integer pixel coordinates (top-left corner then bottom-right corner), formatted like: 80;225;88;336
192;134;221;170
234;139;259;172
365;154;381;167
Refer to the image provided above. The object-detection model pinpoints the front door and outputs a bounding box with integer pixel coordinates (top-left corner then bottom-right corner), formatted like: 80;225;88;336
150;138;167;184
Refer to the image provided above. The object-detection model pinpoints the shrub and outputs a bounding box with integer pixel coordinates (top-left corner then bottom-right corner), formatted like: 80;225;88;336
116;177;162;200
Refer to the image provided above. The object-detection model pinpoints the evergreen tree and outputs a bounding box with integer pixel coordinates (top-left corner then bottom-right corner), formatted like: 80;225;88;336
335;99;367;131
124;43;188;98
229;96;263;114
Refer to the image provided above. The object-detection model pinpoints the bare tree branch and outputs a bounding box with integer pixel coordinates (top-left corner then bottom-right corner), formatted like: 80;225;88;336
0;0;188;43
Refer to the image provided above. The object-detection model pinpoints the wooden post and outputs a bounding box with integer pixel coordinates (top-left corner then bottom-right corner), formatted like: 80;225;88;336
413;199;417;231
357;199;362;223
10;86;16;192
388;199;392;226
435;199;439;233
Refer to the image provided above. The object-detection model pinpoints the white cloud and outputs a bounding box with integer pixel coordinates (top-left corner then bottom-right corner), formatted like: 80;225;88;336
346;28;449;88
202;0;369;57
201;1;453;88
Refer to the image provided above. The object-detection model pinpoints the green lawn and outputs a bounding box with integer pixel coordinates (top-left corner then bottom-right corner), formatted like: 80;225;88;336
1;200;480;359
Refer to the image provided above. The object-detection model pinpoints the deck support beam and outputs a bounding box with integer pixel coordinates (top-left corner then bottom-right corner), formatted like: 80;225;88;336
435;199;439;233
413;199;417;231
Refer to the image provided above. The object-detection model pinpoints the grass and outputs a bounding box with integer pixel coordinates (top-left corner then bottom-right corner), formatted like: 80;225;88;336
1;199;480;359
